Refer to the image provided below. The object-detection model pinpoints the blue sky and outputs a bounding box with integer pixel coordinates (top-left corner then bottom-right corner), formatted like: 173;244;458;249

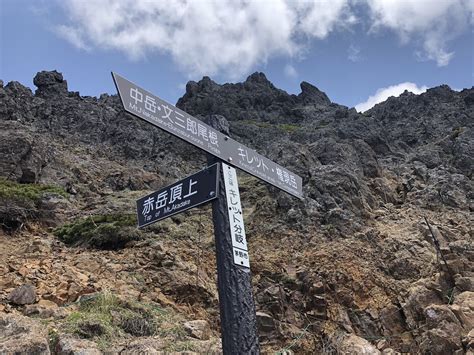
1;0;473;111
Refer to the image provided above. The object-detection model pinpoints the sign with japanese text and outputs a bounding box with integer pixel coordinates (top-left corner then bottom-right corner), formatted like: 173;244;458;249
112;72;303;199
136;164;219;228
222;163;250;268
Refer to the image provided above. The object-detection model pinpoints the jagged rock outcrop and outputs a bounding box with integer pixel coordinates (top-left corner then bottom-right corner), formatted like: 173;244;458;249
34;70;68;97
0;70;472;353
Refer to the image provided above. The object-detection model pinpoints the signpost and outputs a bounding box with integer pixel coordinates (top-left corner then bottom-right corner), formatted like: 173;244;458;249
136;164;219;228
112;72;303;354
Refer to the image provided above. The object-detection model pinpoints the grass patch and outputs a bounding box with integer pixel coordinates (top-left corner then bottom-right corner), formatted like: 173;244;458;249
0;178;67;202
53;214;140;249
63;292;186;351
48;328;60;352
240;119;272;128
163;340;197;352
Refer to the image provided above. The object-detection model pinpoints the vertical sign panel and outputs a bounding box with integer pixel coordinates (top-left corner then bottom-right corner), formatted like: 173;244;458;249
222;162;250;268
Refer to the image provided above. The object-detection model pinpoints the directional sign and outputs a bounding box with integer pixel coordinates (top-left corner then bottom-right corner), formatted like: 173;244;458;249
136;163;219;228
222;163;250;268
112;72;303;199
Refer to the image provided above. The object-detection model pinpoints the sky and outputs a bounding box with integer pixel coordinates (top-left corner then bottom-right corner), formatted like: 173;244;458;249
0;0;473;112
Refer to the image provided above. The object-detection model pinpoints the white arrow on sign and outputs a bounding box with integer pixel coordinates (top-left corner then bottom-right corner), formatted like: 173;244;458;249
112;72;303;199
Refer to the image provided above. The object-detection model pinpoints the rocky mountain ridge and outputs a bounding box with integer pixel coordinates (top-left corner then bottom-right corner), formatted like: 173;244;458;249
0;70;472;354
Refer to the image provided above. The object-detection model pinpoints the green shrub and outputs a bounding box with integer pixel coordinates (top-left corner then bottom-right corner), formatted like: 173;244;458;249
53;214;140;249
0;178;67;202
0;178;67;231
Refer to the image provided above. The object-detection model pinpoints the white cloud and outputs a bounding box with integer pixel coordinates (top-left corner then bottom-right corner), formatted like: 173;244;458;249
355;82;428;112
366;0;472;66
55;25;90;51
295;0;357;39
53;0;472;77
54;0;355;79
284;63;298;79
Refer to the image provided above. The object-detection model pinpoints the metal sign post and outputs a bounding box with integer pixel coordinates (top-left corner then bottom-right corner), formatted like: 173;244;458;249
206;116;259;353
210;160;259;354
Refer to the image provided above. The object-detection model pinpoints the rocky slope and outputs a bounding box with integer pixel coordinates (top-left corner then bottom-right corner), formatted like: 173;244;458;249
0;70;472;354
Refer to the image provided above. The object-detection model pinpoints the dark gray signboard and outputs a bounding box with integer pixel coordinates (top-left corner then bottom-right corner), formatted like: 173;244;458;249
112;72;303;199
136;164;219;228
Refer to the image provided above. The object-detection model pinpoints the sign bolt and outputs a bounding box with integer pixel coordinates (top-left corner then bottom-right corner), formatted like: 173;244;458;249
228;157;232;162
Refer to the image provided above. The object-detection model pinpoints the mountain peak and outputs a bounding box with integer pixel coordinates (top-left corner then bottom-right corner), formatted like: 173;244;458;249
245;72;271;85
298;81;330;105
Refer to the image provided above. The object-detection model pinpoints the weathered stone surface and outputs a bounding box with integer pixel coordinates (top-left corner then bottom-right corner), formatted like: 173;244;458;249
418;305;464;354
0;313;50;354
464;329;474;350
455;276;474;292
56;336;101;355
8;284;37;305
183;319;211;340
204;114;230;135
451;291;474;330
402;285;443;328
419;323;464;355
337;333;381;354
256;311;276;333
23;299;68;319
424;304;461;329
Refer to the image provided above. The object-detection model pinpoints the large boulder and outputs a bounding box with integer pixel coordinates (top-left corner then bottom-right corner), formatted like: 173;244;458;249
34;70;68;97
8;284;37;305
